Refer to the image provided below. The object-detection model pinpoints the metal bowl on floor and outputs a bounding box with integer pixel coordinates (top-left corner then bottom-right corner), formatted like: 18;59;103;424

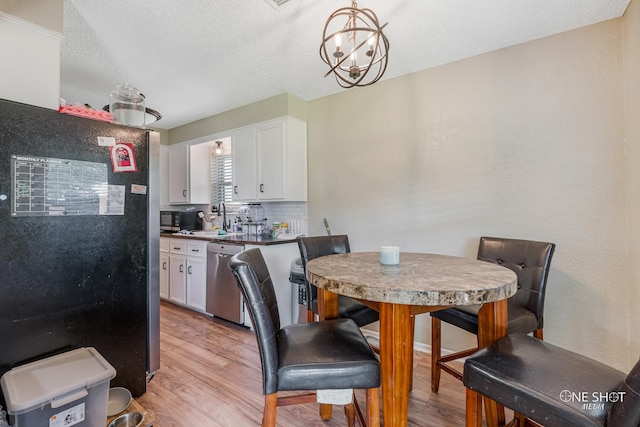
107;387;132;416
107;411;144;427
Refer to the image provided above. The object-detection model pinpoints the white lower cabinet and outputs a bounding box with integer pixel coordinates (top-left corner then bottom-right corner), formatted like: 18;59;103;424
169;254;186;304
160;239;170;299
160;237;298;324
159;253;169;299
185;241;207;312
169;239;187;305
161;237;208;312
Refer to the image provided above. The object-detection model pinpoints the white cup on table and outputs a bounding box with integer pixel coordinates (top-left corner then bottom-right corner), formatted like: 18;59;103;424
380;246;400;265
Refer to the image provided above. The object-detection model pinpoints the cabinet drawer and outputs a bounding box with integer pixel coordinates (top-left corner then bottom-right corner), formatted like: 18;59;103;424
169;240;186;254
160;239;170;253
186;241;208;258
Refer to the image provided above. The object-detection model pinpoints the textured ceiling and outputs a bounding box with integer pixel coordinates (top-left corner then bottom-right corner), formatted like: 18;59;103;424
60;0;631;130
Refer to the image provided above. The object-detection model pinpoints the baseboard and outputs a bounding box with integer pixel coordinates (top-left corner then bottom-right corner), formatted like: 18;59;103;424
362;330;459;356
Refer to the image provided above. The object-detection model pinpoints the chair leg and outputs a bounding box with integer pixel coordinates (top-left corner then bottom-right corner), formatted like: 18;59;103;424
513;412;527;426
366;387;381;427
465;388;482;427
504;413;540;427
533;328;543;340
353;392;365;427
431;316;442;392
344;403;355;427
319;403;333;420
262;393;277;427
483;396;505;427
307;309;315;323
495;402;506;425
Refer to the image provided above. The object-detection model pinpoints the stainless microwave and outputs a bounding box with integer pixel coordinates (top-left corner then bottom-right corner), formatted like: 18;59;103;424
160;210;181;232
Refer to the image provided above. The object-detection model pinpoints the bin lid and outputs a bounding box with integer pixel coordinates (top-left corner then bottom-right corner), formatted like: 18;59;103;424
289;257;305;284
0;347;116;414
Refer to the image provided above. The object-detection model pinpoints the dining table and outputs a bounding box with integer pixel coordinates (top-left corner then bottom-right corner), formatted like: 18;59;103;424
306;251;518;427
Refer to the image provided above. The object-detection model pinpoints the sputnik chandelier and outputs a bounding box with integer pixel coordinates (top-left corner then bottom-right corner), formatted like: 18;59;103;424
319;0;390;88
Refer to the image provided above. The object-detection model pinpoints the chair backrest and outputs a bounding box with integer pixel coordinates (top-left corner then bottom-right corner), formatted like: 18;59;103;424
228;248;281;395
477;237;555;329
297;235;351;308
608;357;640;427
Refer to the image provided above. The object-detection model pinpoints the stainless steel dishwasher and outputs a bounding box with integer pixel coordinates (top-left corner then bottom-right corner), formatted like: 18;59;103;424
206;242;245;325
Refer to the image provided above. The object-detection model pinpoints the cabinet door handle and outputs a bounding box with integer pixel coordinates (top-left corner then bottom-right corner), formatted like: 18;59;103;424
162;261;167;270
188;265;192;274
183;189;187;197
179;264;184;273
191;249;199;253
234;185;238;194
260;184;264;193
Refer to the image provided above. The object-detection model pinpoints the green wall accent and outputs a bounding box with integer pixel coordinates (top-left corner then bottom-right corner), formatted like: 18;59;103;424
167;92;307;144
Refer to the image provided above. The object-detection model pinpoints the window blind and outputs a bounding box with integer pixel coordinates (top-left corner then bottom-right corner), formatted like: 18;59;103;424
210;154;233;206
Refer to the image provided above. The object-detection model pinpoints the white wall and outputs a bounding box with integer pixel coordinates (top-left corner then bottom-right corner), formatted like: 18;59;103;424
623;0;640;363
0;11;62;110
308;18;633;370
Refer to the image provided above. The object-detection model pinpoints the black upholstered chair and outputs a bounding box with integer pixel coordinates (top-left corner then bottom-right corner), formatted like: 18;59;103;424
297;235;379;327
229;248;381;427
431;236;555;392
464;334;640;427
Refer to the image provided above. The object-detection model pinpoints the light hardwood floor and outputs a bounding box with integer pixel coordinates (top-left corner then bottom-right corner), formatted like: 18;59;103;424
137;301;470;426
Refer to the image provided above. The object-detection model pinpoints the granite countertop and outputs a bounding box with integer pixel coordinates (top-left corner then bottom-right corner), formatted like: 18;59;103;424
306;252;518;306
160;231;297;246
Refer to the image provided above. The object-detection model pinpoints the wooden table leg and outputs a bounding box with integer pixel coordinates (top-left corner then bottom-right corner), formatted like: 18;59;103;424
379;302;412;427
318;288;340;420
477;300;508;427
318;288;339;320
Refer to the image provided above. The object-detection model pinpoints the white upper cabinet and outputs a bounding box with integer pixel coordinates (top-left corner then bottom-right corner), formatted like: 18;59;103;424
168;144;188;203
231;126;258;201
168;143;211;205
232;116;307;202
257;121;287;200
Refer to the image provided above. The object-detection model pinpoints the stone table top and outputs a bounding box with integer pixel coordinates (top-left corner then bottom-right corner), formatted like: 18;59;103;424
306;252;518;306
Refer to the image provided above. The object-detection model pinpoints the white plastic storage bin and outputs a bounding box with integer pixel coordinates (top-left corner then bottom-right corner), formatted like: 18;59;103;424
0;347;116;427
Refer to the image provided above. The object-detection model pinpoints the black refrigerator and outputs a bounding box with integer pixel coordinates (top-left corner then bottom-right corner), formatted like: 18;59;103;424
0;99;160;399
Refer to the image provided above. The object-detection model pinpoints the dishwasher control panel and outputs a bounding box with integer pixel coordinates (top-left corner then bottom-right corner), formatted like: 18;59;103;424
207;243;244;255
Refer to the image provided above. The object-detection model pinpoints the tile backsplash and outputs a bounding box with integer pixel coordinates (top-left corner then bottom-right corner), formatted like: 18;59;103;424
261;201;308;236
161;201;309;236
